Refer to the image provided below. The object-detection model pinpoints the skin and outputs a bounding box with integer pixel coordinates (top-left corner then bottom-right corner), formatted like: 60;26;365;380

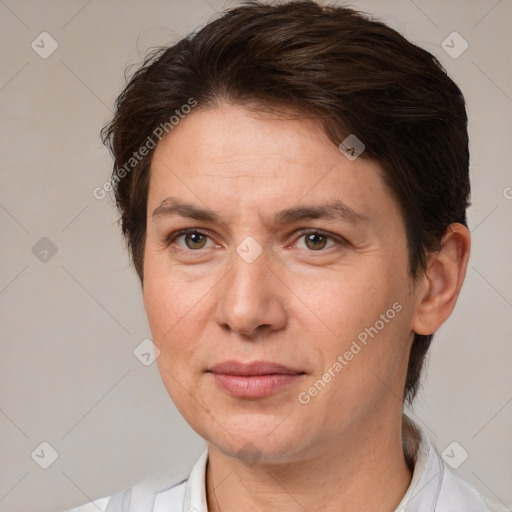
142;103;471;512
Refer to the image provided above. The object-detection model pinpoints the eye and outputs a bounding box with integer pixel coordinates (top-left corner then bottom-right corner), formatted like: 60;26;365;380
294;229;341;251
169;229;214;250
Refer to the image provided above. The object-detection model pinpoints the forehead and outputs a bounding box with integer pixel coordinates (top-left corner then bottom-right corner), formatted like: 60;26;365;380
147;103;397;227
161;103;333;169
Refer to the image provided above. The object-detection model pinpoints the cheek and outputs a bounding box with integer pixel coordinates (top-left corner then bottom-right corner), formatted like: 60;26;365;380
142;272;206;381
303;266;392;336
143;256;203;333
305;262;412;379
143;272;209;411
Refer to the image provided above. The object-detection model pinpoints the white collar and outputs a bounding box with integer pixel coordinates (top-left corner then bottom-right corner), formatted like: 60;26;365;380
395;414;444;511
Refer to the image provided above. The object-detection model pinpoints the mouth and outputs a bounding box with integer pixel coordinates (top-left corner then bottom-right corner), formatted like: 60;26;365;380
208;360;306;399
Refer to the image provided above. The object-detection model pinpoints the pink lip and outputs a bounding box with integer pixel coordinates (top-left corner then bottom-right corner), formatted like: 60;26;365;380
208;360;305;399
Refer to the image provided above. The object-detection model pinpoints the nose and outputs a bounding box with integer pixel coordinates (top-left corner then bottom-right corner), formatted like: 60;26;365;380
214;247;288;338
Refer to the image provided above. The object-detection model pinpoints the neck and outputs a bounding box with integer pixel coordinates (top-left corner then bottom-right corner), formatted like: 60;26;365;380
206;412;413;512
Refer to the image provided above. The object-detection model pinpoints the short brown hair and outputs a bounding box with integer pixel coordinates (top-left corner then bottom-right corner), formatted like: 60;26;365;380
101;0;470;405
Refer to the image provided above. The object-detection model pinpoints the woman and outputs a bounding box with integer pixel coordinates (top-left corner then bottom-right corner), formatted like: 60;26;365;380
68;1;505;510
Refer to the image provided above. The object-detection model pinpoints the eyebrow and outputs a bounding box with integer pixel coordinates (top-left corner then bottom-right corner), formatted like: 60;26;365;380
152;197;369;226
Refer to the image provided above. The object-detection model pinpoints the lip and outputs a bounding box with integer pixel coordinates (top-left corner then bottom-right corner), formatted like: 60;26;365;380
208;360;305;399
209;360;303;376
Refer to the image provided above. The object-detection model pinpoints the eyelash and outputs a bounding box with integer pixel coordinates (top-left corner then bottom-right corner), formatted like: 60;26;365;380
165;228;348;254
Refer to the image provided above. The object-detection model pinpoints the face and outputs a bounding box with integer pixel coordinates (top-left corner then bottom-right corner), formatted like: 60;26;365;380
143;103;421;464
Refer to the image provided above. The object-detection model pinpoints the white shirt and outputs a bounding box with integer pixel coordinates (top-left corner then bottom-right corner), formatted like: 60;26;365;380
65;415;508;512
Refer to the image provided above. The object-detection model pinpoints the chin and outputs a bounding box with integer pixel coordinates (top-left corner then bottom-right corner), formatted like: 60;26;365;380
196;413;312;465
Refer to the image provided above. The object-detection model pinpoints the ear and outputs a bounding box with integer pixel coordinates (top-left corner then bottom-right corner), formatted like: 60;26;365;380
411;223;471;336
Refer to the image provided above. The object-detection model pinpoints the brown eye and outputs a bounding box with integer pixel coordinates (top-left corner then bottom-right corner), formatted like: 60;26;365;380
304;233;328;250
183;232;208;249
168;229;213;250
295;230;340;252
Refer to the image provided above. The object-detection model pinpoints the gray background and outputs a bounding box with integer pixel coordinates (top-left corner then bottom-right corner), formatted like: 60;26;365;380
0;1;511;511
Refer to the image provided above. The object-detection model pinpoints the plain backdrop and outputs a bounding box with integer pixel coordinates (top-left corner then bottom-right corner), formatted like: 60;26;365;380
0;1;511;511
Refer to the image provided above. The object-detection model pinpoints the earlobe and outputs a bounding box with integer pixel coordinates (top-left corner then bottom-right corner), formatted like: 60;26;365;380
411;223;471;336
